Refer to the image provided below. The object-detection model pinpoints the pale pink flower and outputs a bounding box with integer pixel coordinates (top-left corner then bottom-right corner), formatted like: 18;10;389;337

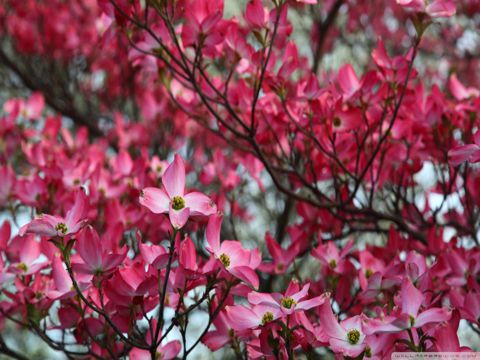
139;154;217;229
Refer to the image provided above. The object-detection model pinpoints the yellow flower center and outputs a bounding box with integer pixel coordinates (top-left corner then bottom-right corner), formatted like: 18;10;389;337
219;253;230;267
261;312;274;325
17;262;28;272
281;296;297;309
171;196;185;210
55;222;68;235
409;315;415;327
329;259;337;268
347;329;361;345
365;346;372;358
365;268;373;278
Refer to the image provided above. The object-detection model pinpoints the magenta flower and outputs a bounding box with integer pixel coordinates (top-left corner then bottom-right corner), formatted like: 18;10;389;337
248;282;326;315
449;131;480;166
71;226;127;277
318;299;367;358
395;278;451;329
258;231;299;274
206;214;261;288
396;0;455;18
19;190;88;238
225;304;281;331
139;154;217;229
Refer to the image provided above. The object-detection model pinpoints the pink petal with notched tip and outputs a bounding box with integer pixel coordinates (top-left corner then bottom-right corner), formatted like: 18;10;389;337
184;191;216;216
139;187;170;214
169;206;190;229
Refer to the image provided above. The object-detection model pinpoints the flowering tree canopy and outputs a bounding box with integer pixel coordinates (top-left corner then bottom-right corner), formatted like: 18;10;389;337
0;0;479;359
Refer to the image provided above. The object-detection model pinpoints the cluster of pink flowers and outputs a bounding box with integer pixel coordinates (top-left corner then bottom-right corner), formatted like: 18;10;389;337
0;90;478;358
0;0;479;358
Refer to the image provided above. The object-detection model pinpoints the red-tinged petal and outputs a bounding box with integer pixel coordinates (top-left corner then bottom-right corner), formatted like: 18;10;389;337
449;74;469;101
77;226;102;269
19;219;56;237
248;291;279;308
72;262;95;275
229;265;259;289
297;295;326;311
415;307;451;328
65;189;88;229
400;278;424;319
139;242;167;265
330;338;366;358
448;144;480;166
51;257;72;293
179;236;197;271
206;213;222;254
202;331;230;351
226;305;261;330
291;283;310;302
426;0;455;18
152;253;171;269
338;64;361;97
318;300;346;340
102;253;127;274
184;191;216;216
245;0;267;28
169;206;190;229
129;349;150;360
162;154;185;198
19;235;41;264
0;221;11;250
160;340;181;360
114;150;133;176
265;232;284;263
139;187;170;214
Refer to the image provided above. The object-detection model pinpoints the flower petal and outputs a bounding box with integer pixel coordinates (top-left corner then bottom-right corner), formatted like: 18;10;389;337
162;154;185;198
139;187;170;214
184;191;216;216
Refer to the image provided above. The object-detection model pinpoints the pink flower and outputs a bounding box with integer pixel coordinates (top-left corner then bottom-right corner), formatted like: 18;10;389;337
312;241;353;274
19;190;88;237
206;214;261;288
318;299;366;357
6;234;48;276
139;154;217;229
248;282;326;315
258;232;298;274
395;279;451;329
449;74;480;101
396;0;455;18
3;92;45;120
225;304;281;331
449;131;480;166
71;226;127;277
